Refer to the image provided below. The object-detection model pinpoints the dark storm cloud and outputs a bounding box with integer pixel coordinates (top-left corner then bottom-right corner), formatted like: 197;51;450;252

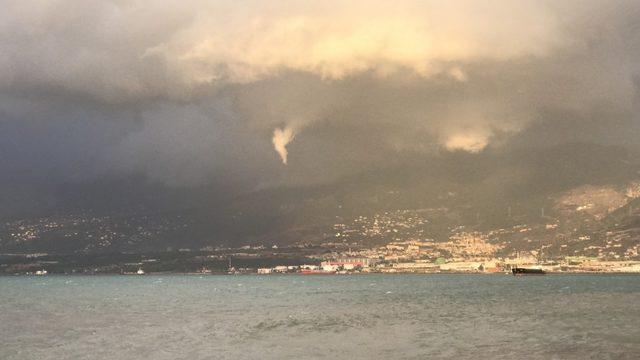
1;0;640;218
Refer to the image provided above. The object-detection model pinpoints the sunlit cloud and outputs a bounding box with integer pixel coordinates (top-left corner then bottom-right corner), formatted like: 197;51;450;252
151;1;563;85
444;133;489;153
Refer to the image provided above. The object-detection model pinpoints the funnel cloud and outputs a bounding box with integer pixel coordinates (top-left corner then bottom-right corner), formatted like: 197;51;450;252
272;126;296;165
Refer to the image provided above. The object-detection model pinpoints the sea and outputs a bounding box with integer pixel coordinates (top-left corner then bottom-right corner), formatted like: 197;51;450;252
1;274;639;360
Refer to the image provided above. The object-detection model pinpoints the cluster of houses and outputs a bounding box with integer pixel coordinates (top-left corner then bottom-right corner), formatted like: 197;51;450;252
257;257;376;274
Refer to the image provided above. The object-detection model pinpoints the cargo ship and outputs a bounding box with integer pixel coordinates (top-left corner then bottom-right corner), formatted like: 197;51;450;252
512;267;546;275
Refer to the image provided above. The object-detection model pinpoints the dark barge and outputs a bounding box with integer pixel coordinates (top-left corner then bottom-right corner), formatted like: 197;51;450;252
512;267;546;275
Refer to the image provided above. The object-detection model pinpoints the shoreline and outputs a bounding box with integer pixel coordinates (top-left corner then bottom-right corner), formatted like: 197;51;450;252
4;271;640;277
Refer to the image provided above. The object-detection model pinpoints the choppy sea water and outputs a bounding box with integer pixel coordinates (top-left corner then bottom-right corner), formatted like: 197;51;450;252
1;274;639;360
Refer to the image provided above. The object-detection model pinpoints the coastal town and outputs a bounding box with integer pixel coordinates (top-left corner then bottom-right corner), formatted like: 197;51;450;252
3;234;640;275
248;236;640;275
2;182;640;275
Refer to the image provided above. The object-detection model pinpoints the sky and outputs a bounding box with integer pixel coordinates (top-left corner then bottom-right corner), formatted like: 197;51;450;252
1;0;640;218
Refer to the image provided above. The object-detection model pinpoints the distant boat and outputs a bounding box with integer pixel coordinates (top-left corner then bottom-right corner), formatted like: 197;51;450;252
35;269;48;276
512;267;545;276
136;268;145;275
